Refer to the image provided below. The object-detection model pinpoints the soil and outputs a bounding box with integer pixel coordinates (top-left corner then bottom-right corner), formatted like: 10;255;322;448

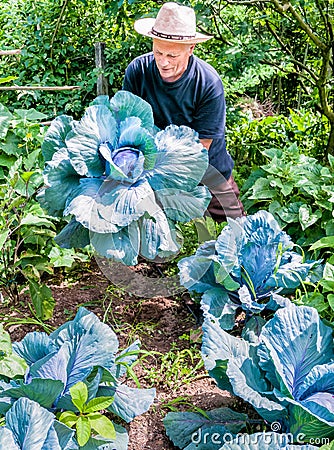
0;259;256;450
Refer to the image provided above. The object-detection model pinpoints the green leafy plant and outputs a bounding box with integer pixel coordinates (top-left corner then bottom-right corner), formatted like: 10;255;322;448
241;144;334;247
0;325;27;379
0;157;55;311
142;342;204;390
0;307;155;448
295;260;334;324
226;109;328;179
58;381;115;447
0;102;90;319
0;0;154;117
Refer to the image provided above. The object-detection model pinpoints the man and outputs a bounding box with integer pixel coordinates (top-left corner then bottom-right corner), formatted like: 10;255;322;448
123;2;244;222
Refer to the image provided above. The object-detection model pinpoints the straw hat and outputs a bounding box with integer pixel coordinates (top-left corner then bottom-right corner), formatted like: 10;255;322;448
134;2;212;44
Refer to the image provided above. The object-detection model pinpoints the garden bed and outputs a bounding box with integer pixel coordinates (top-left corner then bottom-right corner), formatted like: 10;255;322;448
1;259;249;450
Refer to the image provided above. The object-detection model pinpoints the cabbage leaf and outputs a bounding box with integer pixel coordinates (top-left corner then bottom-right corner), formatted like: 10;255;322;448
201;304;334;441
0;307;156;445
38;91;211;265
0;397;76;449
164;304;334;449
178;210;323;329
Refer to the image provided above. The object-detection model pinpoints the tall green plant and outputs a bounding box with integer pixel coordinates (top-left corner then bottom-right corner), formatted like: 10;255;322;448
0;103;89;319
0;160;55;316
226;108;329;182
0;0;154;117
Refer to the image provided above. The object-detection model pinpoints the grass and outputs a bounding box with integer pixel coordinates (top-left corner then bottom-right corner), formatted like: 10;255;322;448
160;396;210;416
100;288;160;347
141;341;205;390
0;307;55;334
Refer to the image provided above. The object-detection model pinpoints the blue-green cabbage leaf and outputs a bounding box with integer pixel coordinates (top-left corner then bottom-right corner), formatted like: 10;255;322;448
38;91;211;265
0;307;155;433
178;210;322;329
201;304;334;441
163;304;334;449
0;397;76;449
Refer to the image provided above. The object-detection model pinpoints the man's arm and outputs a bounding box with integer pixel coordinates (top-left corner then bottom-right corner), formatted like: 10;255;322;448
200;138;213;150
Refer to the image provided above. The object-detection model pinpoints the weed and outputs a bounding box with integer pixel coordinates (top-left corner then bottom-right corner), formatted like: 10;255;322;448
160;396;209;417
142;342;205;390
0;308;55;334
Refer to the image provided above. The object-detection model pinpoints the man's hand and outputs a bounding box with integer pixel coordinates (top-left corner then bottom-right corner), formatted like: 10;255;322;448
200;138;212;151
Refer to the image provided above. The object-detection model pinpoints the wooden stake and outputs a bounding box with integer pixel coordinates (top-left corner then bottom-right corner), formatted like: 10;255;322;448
0;49;21;56
95;42;108;96
0;85;81;91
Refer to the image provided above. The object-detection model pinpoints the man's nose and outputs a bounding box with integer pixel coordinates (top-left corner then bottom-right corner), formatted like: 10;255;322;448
158;56;170;67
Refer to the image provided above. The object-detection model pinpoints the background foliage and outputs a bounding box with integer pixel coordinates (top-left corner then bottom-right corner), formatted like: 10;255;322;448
0;0;332;132
0;0;332;312
0;1;333;447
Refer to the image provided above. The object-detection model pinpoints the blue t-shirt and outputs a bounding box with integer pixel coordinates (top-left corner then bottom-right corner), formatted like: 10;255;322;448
123;52;234;180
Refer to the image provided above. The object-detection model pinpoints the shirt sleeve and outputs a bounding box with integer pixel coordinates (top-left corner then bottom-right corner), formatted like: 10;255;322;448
122;61;139;94
192;80;226;140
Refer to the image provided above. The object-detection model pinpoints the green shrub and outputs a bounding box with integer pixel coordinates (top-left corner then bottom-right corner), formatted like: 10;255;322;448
240;142;334;248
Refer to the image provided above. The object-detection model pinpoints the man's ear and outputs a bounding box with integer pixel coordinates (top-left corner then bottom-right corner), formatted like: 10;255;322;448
190;44;196;54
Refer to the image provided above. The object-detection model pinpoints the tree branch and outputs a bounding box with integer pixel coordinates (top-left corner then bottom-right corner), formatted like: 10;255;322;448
0;85;81;91
317;47;334;121
0;49;21;56
261;58;316;85
270;0;327;51
50;0;69;59
263;20;318;82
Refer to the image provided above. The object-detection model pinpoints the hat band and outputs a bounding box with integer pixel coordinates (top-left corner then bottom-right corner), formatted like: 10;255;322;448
151;27;196;40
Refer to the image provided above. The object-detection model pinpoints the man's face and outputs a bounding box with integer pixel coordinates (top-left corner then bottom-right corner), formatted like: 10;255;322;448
152;39;195;82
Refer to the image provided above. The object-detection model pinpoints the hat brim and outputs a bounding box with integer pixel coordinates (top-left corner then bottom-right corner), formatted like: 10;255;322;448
134;18;212;44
